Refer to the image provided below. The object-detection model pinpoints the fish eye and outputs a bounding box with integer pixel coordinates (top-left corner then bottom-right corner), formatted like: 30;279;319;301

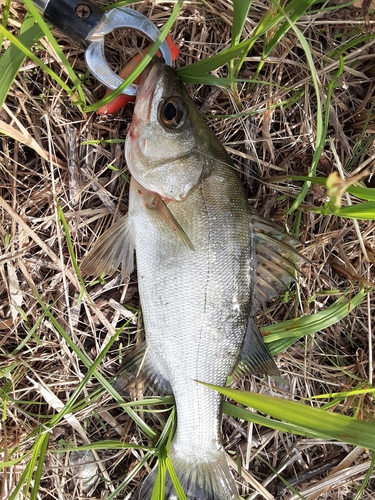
159;99;185;129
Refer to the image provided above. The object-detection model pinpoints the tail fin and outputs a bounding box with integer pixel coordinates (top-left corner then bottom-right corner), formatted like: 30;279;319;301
134;447;239;500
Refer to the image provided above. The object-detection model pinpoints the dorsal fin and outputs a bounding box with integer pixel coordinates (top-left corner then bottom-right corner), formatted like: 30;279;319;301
252;207;304;311
231;209;305;379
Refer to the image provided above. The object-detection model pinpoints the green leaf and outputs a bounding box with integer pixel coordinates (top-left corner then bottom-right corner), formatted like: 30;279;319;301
263;287;367;355
0;15;43;109
207;385;375;451
334;201;375;220
232;0;252;46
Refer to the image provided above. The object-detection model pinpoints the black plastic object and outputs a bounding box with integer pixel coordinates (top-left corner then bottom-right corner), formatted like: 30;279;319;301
43;0;104;47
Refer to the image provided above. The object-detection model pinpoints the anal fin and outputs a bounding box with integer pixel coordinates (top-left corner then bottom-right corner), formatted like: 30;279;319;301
230;318;279;381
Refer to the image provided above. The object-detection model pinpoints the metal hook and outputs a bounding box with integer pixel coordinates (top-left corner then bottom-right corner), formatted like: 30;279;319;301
85;7;172;95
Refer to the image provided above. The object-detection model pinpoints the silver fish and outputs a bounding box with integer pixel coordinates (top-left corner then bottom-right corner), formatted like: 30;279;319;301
82;60;301;499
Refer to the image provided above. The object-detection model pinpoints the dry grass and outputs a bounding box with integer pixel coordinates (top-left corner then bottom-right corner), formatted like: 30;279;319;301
1;0;375;499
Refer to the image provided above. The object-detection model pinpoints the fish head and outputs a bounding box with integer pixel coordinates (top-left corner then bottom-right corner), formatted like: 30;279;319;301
125;60;218;201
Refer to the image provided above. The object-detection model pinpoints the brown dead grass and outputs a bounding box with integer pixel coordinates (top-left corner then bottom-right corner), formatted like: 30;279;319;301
1;0;375;498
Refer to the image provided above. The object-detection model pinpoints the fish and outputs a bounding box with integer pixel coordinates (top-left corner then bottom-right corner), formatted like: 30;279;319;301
81;59;302;500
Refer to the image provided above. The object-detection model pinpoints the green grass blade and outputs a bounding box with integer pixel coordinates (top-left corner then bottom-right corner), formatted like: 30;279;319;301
0;0;11;48
274;175;375;202
232;0;252;46
177;37;255;79
207;385;375;451
57;205;87;301
331;201;375;220
347;185;375;202
0;15;43;109
178;0;318;82
0;24;74;97
31;433;50;500
264;0;317;57
11;308;46;355
353;452;375;500
263;287;367;355
166;455;188;500
328;32;375;58
223;401;327;438
7;456;33;500
151;446;166;500
106;451;155;500
7;433;49;500
285;30;323;212
54;440;151;452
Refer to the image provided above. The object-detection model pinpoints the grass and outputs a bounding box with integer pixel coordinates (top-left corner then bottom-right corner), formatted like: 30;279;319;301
0;0;375;498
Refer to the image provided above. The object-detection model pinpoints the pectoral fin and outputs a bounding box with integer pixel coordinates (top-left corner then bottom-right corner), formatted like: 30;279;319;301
139;184;194;250
81;214;135;278
153;196;194;251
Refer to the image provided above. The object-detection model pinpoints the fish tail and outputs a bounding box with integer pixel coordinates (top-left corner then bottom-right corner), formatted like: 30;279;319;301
134;446;239;499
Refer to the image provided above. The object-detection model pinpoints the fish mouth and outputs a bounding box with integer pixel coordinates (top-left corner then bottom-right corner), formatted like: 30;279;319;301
138;59;163;93
134;59;164;122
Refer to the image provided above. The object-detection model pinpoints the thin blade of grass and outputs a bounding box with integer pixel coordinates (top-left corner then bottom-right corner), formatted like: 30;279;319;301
273;175;375;202
151;447;166;500
286;26;324;214
308;201;375;220
33;289;157;440
263;287;367;355
106;451;155;500
166;455;188;500
229;0;252;81
177;37;255;79
223;401;325;438
353;452;375;500
263;0;317;57
0;0;11;48
0;24;75;98
232;0;252;46
54;440;151;452
207;385;375;451
57;206;87;301
30;434;50;500
22;0;86;104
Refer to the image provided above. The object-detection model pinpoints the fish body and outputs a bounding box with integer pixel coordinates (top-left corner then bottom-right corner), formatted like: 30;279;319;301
128;153;253;500
82;60;301;499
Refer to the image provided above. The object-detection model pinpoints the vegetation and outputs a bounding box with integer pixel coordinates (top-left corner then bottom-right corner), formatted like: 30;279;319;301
0;0;374;498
